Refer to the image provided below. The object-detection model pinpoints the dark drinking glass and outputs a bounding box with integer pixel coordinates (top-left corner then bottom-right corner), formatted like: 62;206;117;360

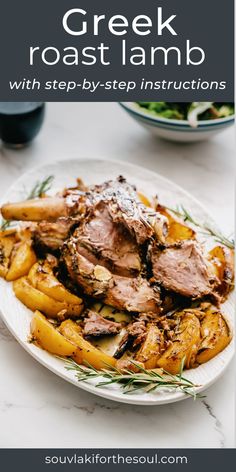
0;102;45;148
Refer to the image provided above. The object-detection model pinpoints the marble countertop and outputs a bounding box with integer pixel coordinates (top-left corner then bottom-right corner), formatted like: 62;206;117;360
0;103;234;448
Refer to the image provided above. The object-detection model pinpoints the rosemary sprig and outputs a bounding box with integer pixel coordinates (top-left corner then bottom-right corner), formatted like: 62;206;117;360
64;358;204;399
167;204;234;249
27;175;54;199
0;175;54;230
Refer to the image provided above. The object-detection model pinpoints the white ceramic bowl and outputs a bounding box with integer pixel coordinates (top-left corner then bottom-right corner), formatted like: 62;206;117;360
120;102;235;143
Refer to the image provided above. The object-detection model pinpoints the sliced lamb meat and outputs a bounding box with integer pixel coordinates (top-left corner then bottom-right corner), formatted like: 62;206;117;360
109;200;154;245
83;310;122;337
110;203;168;246
30;177;166;255
73;201;141;277
30;177;169;313
150;240;214;299
34;217;77;252
105;275;161;313
90;177;167;245
127;318;147;347
63;247;161;313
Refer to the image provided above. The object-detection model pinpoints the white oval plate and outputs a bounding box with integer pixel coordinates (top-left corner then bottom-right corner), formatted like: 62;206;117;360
0;158;234;405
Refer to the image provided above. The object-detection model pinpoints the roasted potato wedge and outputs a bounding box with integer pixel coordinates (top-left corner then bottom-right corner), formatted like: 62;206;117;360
196;307;232;364
208;245;234;300
28;261;83;305
136;324;165;369
157;312;201;374
59;319;116;369
0;233;17;278
13;277;83;318
31;310;77;356
157;205;195;243
6;241;37;281
1;197;67;222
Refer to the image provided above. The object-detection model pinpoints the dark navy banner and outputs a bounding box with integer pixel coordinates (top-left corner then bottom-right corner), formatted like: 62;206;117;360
0;0;234;100
0;449;236;472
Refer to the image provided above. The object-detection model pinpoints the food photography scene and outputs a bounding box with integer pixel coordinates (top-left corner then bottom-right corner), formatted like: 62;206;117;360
0;101;235;449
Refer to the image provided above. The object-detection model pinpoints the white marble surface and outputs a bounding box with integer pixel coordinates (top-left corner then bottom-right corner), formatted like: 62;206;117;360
0;102;235;448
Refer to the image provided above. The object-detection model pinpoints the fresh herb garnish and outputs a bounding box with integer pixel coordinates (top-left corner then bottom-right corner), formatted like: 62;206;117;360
27;175;54;200
64;358;204;399
167;205;234;249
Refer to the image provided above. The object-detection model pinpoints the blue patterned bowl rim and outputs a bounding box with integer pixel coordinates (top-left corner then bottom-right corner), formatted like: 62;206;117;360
120;102;235;130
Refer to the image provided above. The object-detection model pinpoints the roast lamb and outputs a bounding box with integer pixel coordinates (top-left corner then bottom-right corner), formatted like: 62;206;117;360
1;176;217;316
